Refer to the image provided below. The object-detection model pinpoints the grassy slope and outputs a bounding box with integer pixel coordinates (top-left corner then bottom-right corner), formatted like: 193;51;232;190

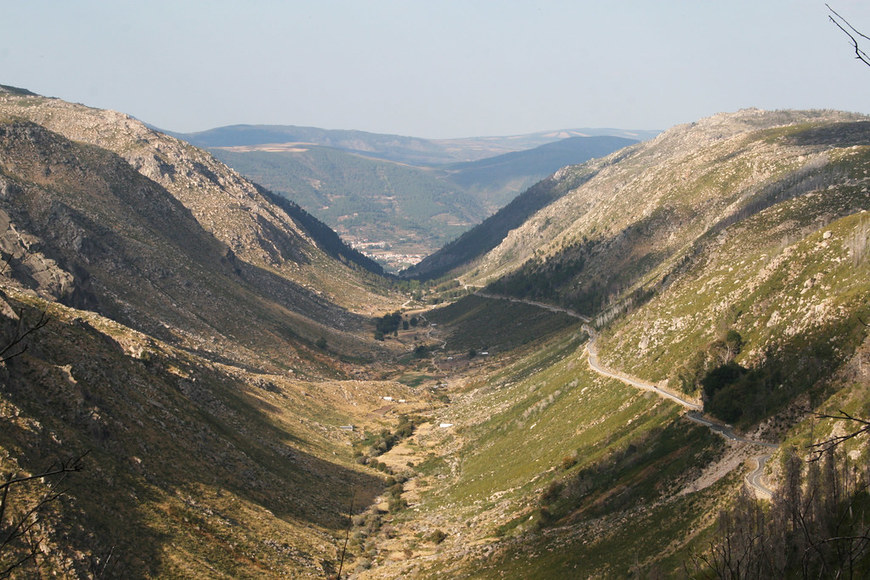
598;147;870;428
353;302;726;579
453;113;870;430
358;115;870;577
426;294;580;353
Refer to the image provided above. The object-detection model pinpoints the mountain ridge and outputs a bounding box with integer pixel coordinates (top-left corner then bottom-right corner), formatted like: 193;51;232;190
0;86;388;302
0;85;421;577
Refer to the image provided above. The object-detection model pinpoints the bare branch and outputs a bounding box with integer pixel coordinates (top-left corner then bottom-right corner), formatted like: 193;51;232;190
828;4;870;68
336;488;355;579
0;253;13;277
0;308;49;363
810;410;870;458
828;4;870;42
0;452;89;577
0;451;88;493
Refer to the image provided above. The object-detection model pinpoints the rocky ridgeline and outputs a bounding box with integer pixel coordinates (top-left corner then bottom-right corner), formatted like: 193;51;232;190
469;108;870;290
0;88;386;312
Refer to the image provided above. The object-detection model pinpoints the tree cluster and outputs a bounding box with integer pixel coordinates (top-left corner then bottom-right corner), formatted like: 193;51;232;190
691;446;870;578
373;312;402;340
671;330;743;397
356;415;421;461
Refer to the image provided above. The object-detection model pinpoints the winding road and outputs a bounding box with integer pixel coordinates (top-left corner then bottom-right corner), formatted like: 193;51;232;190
474;291;778;498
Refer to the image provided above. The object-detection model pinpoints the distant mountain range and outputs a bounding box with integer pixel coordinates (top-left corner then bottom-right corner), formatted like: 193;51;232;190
171;125;647;270
438;135;638;210
168;124;658;165
206;145;488;272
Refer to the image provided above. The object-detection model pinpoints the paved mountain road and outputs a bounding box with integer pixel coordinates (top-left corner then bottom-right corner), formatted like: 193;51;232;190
585;338;702;411
474;291;778;498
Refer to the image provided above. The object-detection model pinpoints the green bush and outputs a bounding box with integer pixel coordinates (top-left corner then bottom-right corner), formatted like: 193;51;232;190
701;362;746;400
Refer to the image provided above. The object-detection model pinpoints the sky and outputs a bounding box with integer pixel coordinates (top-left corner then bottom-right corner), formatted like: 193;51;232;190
3;0;870;139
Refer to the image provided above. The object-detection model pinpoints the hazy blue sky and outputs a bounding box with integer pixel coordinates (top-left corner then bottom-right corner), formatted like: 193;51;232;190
3;1;870;138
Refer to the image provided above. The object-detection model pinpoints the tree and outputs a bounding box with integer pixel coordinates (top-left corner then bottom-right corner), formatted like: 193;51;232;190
690;447;870;578
724;330;743;361
374;311;402;340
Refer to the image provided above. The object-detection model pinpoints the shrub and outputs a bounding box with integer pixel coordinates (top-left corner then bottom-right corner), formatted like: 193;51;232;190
388;496;407;512
541;480;564;503
701;362;747;400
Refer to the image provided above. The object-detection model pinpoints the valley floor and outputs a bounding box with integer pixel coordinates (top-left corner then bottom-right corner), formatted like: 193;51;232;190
337;294;779;579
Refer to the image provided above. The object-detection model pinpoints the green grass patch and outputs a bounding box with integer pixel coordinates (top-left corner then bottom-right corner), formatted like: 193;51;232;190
427;294;582;354
397;373;436;387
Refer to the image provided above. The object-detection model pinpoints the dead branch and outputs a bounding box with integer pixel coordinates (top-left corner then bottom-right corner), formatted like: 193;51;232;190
0;452;89;578
828;4;870;68
810;410;870;458
0;307;49;363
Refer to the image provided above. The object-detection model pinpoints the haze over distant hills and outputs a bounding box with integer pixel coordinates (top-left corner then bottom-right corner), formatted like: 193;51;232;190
169;124;659;165
171;124;647;271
